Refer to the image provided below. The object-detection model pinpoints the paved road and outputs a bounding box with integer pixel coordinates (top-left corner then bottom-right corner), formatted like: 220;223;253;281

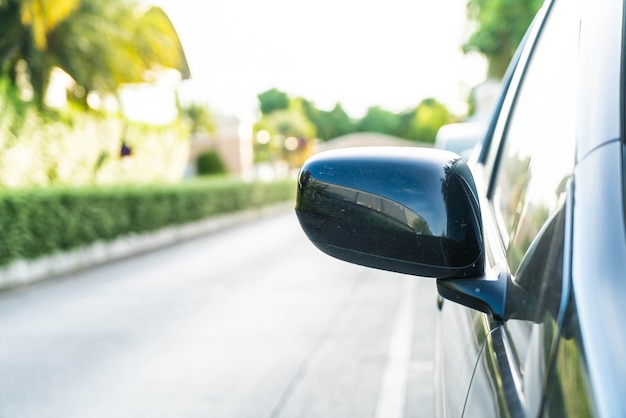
0;210;438;418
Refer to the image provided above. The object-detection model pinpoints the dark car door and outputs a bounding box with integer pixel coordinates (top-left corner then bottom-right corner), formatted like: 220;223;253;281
437;0;595;416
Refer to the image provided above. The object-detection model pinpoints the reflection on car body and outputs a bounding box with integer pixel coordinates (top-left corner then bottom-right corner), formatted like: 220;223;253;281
434;121;486;161
295;0;626;416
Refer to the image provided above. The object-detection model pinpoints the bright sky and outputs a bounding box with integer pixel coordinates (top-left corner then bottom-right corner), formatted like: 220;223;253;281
154;0;487;119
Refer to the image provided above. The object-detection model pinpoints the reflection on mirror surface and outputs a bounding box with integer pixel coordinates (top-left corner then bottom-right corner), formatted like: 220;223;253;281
296;147;484;278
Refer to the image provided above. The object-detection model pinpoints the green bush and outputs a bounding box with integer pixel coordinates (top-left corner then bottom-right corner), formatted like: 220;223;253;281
196;151;227;176
0;178;295;266
0;88;190;188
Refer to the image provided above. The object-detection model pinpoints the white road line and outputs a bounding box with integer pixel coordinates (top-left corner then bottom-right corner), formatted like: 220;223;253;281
375;277;415;418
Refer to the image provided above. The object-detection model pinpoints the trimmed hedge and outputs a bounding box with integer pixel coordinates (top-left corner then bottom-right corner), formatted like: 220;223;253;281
0;177;295;266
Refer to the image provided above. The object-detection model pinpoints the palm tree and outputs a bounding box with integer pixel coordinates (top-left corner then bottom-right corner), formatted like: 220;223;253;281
52;0;189;102
0;0;79;105
0;0;189;108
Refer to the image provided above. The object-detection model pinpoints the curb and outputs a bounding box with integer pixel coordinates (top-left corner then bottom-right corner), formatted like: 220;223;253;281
0;202;293;291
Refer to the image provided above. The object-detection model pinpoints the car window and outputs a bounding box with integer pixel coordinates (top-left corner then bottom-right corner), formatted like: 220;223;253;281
487;1;583;415
490;0;578;273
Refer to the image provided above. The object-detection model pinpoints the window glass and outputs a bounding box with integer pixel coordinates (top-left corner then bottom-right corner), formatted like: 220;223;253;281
489;0;592;415
491;0;578;273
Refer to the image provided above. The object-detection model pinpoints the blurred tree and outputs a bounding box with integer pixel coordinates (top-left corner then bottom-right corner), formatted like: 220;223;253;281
255;107;316;139
17;0;80;50
257;88;289;115
394;107;421;141
180;103;215;134
52;1;188;107
253;88;453;146
360;99;454;144
300;98;330;140
0;0;80;105
301;99;355;141
356;106;401;135
463;0;543;79
253;105;316;165
0;0;188;108
326;104;355;139
413;98;455;144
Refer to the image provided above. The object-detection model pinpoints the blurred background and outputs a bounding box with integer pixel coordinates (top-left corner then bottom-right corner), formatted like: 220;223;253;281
0;0;542;273
0;0;541;189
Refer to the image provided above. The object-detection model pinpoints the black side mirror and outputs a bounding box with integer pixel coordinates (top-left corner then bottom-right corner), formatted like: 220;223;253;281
295;147;484;279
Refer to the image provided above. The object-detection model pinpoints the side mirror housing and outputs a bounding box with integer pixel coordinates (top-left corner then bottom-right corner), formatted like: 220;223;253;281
295;147;484;279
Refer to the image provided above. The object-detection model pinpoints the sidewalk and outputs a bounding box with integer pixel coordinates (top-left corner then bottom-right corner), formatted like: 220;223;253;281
0;202;293;291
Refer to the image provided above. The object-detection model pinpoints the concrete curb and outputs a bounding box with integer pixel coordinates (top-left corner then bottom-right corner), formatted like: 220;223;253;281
0;202;293;291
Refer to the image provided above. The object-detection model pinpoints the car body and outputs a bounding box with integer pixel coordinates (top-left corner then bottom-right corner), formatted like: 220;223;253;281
434;120;486;161
294;0;626;416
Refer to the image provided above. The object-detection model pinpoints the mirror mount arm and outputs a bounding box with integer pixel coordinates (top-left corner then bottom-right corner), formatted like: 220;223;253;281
437;269;539;321
437;270;508;320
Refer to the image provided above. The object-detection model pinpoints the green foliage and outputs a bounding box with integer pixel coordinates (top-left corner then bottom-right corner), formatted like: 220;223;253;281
53;1;187;98
196;151;226;176
326;104;356;138
301;100;355;141
0;0;187;108
253;103;317;164
464;0;543;78
0;0;80;106
348;99;453;144
356;106;401;135
0;178;296;265
0;75;31;141
0;92;190;187
412;98;455;144
180;103;215;134
255;106;316;140
253;88;455;147
257;88;290;115
394;108;420;141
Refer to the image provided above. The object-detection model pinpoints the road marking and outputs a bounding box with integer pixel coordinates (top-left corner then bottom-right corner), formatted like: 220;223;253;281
375;277;415;418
